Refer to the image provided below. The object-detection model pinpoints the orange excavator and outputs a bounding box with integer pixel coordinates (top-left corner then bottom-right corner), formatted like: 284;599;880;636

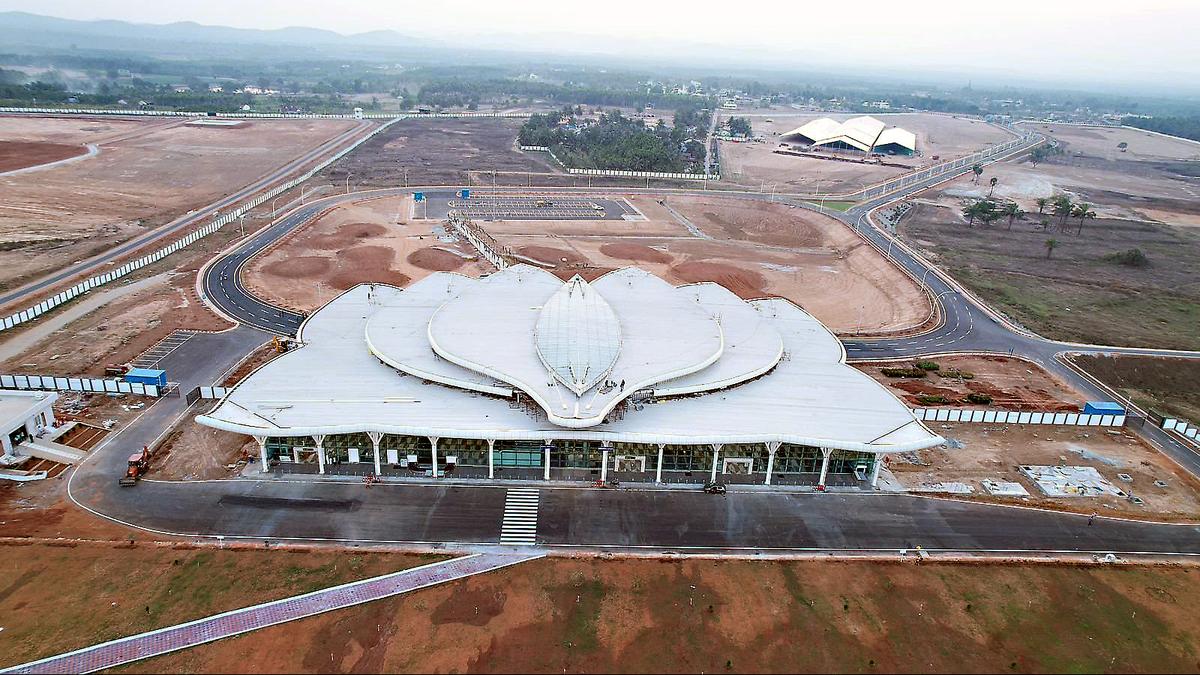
119;445;152;487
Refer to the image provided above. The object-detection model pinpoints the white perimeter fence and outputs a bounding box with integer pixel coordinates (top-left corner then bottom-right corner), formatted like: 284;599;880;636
0;117;403;334
1162;418;1200;445
0;373;161;397
912;407;1126;427
519;145;718;181
849;125;1042;201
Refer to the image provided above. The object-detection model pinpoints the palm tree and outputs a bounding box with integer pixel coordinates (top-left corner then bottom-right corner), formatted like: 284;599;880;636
988;176;998;198
1002;202;1025;230
1052;195;1073;231
971;164;984;184
1045;238;1059;258
1071;203;1097;234
1035;197;1049;215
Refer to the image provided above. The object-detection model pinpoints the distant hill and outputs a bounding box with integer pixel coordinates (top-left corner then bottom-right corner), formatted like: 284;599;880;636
0;11;425;55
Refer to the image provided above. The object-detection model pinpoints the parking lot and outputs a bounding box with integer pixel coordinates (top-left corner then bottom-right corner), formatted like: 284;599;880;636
422;191;638;221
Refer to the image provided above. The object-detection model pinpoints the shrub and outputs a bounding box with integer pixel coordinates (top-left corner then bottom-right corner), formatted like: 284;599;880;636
915;361;940;371
917;394;948;405
939;369;975;380
882;367;926;378
965;392;993;405
1103;248;1149;267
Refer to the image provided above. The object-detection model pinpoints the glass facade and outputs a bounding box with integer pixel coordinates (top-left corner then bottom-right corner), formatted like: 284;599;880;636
261;435;878;483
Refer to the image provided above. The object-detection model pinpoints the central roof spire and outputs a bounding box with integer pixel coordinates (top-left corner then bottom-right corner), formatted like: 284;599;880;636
534;275;622;395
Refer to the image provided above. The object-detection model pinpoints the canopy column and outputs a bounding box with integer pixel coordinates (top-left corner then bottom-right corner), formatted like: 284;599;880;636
817;447;833;491
871;453;883;488
253;435;268;473
600;447;609;483
709;443;722;483
313;434;326;474
544;440;552;481
487;439;496;479
655;444;665;483
366;431;383;475
763;441;781;485
428;436;440;478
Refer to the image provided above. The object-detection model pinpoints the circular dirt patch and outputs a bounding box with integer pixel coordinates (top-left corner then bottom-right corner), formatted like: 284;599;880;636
307;222;388;250
599;243;673;264
407;247;467;272
516;246;587;266
0;141;88;173
262;256;331;279
328;246;406;290
670;261;767;299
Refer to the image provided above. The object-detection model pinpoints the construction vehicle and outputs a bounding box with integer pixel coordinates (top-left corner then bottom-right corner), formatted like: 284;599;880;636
104;364;129;376
119;445;152;487
271;336;288;353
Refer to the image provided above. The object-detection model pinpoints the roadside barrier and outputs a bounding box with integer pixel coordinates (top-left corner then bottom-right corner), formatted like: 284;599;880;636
519;145;718;181
0;373;161;397
913;407;1125;427
0;106;528;120
1162;418;1200;445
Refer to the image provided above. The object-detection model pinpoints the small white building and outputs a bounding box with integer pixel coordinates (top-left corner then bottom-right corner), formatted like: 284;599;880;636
0;390;57;458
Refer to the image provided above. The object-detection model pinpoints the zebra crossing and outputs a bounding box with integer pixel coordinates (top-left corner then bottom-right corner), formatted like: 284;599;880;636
499;488;540;545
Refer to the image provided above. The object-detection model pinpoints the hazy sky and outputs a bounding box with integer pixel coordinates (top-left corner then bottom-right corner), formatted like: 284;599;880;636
5;0;1199;88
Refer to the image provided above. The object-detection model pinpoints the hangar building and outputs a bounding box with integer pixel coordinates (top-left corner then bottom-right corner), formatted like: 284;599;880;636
781;116;917;155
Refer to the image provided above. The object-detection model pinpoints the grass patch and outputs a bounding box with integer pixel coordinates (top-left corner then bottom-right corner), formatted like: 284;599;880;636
807;200;856;212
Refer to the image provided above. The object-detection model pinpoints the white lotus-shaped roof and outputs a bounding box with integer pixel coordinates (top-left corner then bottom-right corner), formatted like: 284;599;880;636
535;276;621;394
198;266;943;452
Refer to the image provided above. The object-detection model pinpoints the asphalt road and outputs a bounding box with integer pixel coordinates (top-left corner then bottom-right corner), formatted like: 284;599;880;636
55;129;1200;556
66;474;1200;555
0;117;374;310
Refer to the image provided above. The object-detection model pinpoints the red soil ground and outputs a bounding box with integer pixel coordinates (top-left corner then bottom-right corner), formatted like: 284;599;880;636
516;245;588;265
306;223;389;250
0;140;86;173
599;243;674;264
670;260;769;298
407;247;468;272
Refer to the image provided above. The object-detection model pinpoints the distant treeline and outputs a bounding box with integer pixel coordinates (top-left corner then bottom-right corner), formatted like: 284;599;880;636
0;78;356;113
418;77;715;110
519;106;708;173
1123;116;1200;143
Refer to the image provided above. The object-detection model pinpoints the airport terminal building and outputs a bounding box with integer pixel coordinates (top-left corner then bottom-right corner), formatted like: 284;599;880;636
198;266;943;487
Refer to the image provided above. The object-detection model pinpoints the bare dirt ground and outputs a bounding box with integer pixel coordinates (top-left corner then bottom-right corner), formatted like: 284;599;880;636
0;271;232;375
0;140;88;173
948;123;1200;228
857;356;1084;410
0;115;358;292
0;206;267;377
245;196;490;311
720;113;1015;193
897;194;1200;350
0;540;436;668
318;117;560;189
891;423;1200;519
122;556;1200;673
1072;354;1200;422
484;195;929;332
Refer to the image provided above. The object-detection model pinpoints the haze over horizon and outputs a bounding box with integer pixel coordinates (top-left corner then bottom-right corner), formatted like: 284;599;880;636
3;0;1198;93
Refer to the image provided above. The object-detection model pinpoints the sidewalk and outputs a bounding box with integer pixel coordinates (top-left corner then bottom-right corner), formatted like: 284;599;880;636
2;551;542;674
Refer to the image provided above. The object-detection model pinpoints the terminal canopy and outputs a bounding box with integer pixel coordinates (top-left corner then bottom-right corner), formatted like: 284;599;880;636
535;276;622;395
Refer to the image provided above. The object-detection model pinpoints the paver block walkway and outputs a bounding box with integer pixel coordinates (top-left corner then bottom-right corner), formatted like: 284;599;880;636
3;551;541;674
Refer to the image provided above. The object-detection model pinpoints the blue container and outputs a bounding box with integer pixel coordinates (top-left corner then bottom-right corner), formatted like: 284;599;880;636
124;368;167;387
1083;401;1124;416
459;189;470;199
413;191;425;202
